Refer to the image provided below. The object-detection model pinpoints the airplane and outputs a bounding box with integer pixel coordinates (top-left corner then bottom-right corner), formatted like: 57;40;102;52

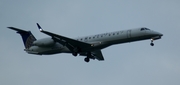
8;23;163;62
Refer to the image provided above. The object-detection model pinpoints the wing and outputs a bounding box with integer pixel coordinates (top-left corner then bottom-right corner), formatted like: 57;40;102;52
36;23;93;52
92;50;104;61
80;50;104;61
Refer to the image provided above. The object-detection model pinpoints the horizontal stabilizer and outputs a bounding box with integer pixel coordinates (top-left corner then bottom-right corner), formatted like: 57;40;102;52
8;27;29;33
8;27;36;49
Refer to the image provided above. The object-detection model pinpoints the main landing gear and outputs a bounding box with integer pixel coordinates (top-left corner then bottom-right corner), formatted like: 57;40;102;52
150;39;154;46
84;52;92;63
71;48;91;63
72;47;80;56
84;57;90;62
72;52;78;56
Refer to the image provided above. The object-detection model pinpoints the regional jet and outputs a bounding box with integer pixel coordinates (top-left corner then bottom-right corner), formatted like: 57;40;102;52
8;23;163;62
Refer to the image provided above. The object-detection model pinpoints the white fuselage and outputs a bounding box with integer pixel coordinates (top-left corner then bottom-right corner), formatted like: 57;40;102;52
26;28;162;55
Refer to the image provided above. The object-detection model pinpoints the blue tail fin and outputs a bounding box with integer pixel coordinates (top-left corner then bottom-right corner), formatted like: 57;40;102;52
8;27;36;49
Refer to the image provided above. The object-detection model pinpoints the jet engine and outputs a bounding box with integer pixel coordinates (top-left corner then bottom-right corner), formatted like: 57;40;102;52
33;38;55;47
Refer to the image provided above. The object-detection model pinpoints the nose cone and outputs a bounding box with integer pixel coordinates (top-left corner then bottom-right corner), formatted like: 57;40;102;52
157;32;163;36
149;31;163;40
151;31;163;36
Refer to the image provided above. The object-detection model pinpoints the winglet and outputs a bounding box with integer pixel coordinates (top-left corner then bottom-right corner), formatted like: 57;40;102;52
36;23;43;31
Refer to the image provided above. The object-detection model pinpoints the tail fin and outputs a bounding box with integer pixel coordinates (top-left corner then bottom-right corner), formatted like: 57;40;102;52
8;27;36;49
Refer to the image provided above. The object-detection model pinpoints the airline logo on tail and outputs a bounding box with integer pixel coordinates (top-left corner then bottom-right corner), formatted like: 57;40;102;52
25;34;36;49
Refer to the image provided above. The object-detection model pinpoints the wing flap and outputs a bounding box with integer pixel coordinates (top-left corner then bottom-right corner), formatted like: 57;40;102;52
79;50;104;61
92;50;104;61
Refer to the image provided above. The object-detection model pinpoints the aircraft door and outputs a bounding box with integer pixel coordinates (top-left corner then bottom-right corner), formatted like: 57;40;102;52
127;30;131;38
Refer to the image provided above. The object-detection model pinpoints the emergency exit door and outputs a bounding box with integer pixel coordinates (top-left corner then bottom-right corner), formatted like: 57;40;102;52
127;30;131;38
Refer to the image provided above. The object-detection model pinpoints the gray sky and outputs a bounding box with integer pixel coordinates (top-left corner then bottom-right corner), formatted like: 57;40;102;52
1;0;180;85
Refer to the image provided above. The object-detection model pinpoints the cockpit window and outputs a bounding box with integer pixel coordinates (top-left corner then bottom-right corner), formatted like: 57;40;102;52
141;28;145;31
141;28;150;31
144;28;150;30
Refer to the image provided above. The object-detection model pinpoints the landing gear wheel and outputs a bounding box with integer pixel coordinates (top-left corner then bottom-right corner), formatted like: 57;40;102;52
150;43;154;46
72;52;78;56
72;47;81;56
150;39;154;46
84;57;90;62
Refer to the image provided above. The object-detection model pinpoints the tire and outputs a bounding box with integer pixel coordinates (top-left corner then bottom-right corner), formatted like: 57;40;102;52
84;57;90;62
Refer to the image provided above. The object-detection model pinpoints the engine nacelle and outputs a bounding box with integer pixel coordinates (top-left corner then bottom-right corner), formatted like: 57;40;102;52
33;38;55;47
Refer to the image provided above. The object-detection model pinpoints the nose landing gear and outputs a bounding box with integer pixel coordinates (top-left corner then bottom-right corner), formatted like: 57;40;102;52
150;42;154;46
150;39;154;46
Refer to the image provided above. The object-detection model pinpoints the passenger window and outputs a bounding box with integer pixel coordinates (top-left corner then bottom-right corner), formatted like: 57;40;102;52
120;31;123;34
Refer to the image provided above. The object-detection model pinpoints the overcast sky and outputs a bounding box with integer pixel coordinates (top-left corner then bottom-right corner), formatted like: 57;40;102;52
1;0;180;85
